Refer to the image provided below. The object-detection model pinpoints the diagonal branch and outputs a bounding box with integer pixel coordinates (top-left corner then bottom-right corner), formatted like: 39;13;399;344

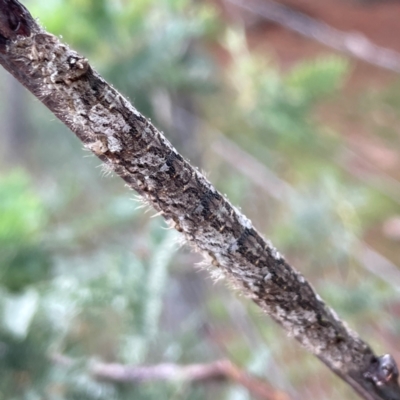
0;1;399;398
227;0;400;73
174;107;400;293
210;132;400;289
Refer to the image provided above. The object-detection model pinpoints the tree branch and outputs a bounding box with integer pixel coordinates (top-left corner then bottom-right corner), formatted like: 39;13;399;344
0;1;399;398
175;106;400;292
210;131;400;289
227;0;400;73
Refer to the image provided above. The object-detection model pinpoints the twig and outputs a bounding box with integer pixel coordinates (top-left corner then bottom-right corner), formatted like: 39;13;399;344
336;148;400;207
92;361;228;382
211;133;296;200
92;360;290;400
354;243;400;289
50;354;290;400
226;0;400;73
0;1;399;398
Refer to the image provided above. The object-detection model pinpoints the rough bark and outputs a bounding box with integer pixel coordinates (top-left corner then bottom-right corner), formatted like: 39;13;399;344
0;1;399;398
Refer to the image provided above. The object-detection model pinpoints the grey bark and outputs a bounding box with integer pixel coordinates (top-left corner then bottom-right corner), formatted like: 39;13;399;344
0;1;399;399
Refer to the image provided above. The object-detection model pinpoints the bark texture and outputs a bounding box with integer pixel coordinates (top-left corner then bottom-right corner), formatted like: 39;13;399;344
0;1;399;398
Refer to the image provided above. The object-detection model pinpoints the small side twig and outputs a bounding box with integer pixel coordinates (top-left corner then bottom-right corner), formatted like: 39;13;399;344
50;354;290;400
91;360;290;400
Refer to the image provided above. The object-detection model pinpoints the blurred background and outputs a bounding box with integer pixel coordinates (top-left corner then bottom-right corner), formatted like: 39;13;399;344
1;0;400;399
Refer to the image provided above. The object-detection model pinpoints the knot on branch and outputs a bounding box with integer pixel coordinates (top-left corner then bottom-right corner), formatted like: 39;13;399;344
366;354;399;387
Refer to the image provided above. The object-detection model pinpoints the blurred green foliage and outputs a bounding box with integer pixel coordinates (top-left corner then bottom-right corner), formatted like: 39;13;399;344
216;30;347;165
31;0;217;115
0;0;400;399
0;169;191;400
0;171;51;291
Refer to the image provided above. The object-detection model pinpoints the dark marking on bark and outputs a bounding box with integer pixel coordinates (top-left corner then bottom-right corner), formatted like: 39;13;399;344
0;2;399;399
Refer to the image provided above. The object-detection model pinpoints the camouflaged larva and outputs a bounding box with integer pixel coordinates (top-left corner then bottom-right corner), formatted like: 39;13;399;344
0;5;380;390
